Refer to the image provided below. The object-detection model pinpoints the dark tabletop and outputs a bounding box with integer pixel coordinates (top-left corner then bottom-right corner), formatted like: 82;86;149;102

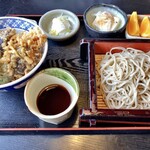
1;0;150;150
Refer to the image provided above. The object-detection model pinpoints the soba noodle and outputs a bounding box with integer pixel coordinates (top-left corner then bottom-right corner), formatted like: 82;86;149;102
98;47;150;109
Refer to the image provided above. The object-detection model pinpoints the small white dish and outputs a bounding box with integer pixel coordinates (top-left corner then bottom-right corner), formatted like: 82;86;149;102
24;68;79;125
39;9;80;41
125;14;150;39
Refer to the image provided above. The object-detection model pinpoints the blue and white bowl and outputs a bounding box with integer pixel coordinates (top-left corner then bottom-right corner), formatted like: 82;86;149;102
0;17;48;91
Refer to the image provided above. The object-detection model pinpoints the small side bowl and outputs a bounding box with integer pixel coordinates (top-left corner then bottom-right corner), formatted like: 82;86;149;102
24;67;80;125
126;15;150;39
83;3;128;38
39;9;80;41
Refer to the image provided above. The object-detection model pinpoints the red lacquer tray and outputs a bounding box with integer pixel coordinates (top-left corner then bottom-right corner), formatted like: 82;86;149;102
1;15;150;134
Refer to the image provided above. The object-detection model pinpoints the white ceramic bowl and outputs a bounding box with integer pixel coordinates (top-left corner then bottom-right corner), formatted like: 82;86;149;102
0;16;48;91
125;15;150;39
83;3;128;38
24;68;80;125
39;9;80;41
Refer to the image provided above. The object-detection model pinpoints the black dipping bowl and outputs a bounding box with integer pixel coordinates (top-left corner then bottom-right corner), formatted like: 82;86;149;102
83;3;128;38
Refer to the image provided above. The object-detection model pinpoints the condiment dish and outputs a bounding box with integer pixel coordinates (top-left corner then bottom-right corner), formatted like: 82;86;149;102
39;9;80;41
126;14;150;39
83;3;128;38
24;67;80;125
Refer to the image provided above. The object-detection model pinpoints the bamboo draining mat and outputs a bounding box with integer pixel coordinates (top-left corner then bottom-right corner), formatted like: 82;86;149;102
95;55;108;109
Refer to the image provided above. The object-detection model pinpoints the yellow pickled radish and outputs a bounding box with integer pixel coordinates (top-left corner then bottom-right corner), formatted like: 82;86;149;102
127;11;140;36
140;16;150;37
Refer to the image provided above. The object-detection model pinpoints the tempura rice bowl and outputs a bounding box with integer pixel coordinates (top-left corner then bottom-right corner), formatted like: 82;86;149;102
0;17;48;91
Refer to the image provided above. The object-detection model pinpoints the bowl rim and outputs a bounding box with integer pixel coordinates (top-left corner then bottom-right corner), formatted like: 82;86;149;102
24;67;80;119
39;9;80;41
0;16;48;89
83;3;128;34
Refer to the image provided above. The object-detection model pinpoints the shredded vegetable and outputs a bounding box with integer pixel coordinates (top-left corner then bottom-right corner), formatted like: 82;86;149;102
49;14;72;36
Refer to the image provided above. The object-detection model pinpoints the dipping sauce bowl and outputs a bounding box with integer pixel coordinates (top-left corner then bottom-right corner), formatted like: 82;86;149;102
24;68;79;125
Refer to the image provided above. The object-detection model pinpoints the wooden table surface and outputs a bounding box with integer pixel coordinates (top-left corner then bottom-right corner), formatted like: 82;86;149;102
1;0;150;149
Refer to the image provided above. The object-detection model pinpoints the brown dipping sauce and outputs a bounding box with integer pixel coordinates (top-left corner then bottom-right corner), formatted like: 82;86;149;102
37;84;71;115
